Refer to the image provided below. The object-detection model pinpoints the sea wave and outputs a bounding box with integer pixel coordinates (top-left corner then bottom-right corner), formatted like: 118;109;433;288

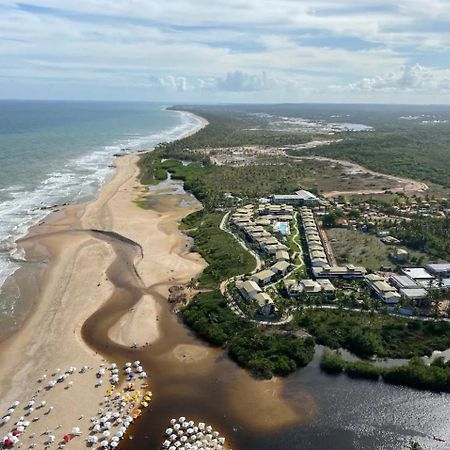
0;109;203;291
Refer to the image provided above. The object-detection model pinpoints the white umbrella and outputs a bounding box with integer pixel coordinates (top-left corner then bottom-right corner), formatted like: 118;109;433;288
102;431;110;437
71;426;81;435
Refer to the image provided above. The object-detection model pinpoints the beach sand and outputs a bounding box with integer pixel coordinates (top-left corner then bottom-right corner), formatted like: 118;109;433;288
0;113;316;450
0;151;206;448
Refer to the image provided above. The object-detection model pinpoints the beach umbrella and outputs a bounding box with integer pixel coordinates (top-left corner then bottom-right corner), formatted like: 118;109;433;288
115;431;123;438
111;363;117;369
87;435;98;444
3;437;13;447
71;427;81;435
12;401;19;408
100;440;109;448
102;431;110;437
93;425;101;432
111;441;119;448
2;416;10;424
63;435;72;442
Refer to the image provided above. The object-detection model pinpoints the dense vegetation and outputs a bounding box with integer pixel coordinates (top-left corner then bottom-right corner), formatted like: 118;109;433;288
321;351;450;393
139;152;313;208
181;210;255;288
165;106;312;150
389;216;450;260
169;103;450;188
296;309;450;358
183;291;315;378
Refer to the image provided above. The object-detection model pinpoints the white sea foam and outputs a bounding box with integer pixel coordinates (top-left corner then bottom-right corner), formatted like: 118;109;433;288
0;109;203;291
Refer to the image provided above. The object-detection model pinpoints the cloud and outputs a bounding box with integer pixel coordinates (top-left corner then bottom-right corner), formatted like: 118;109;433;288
149;75;188;92
333;64;450;92
215;71;273;91
1;1;450;102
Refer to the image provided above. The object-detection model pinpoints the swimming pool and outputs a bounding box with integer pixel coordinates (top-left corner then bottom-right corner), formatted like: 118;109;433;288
274;221;289;235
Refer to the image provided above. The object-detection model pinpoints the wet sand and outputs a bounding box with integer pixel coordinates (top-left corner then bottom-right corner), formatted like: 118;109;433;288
0;144;317;450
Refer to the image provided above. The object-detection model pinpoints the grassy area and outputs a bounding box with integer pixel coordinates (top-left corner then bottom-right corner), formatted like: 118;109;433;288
182;290;315;379
181;210;255;288
296;309;450;359
321;351;450;393
327;227;432;270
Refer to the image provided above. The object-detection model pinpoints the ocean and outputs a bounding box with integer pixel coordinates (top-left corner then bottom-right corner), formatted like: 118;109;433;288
0;100;201;316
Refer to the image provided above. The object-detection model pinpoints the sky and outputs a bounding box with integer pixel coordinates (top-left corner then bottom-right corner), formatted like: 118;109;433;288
1;0;450;103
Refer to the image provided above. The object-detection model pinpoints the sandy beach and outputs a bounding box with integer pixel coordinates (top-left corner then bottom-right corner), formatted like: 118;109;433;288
0;117;208;448
0;112;315;450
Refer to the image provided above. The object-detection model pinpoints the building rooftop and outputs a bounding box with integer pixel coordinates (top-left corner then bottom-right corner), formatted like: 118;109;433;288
390;275;419;289
252;269;275;281
400;288;428;299
401;267;435;280
271;261;291;272
295;190;319;201
426;263;450;273
254;292;273;307
238;280;261;294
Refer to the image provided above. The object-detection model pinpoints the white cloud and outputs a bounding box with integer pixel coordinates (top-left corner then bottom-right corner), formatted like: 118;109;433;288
1;1;450;102
334;64;450;93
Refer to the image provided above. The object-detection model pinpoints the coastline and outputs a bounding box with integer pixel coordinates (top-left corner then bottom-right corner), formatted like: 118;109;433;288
0;111;209;447
0;110;314;449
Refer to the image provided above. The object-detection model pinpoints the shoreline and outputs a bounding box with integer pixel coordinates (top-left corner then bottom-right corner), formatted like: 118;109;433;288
0;111;209;448
0;109;316;450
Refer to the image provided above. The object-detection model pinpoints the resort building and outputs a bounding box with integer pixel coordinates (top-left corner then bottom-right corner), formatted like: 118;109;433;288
390;275;420;290
399;288;428;302
284;279;301;297
401;267;435;282
272;190;319;206
253;292;275;316
317;279;336;298
313;265;367;279
365;274;401;303
251;269;275;285
283;278;335;298
237;280;262;299
275;250;290;262
426;263;450;278
270;260;291;276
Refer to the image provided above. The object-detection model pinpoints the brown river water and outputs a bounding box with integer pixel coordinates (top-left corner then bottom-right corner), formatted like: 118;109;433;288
81;186;450;450
1;181;449;450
